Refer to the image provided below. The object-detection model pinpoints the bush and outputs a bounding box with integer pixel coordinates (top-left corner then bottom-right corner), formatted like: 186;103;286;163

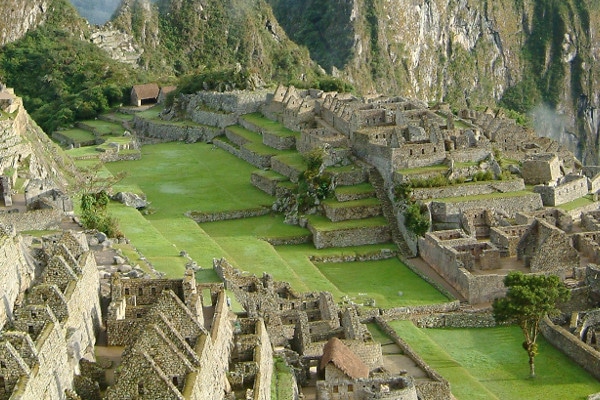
404;202;430;237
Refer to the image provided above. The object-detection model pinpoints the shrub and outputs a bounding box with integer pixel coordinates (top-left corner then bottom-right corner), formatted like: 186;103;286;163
404;202;430;237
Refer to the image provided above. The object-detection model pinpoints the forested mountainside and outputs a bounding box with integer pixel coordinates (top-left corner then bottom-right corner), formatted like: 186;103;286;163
0;0;599;164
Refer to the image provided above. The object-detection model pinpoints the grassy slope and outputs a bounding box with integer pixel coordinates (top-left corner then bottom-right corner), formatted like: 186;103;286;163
390;321;600;400
104;142;446;307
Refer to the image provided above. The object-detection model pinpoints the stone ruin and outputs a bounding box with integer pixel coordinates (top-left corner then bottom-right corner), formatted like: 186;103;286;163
0;229;101;400
214;257;450;399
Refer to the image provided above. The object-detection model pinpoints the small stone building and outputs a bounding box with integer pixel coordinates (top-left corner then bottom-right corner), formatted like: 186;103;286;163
521;153;562;185
317;337;418;400
131;83;160;106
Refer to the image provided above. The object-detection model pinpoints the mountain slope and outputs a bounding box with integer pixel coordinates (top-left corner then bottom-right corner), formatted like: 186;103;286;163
267;0;600;164
111;0;318;82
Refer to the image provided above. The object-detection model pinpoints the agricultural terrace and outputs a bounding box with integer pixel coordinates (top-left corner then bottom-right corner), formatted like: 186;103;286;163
104;141;448;307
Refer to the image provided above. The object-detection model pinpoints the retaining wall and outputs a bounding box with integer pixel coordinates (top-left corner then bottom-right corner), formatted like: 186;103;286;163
412;179;525;201
540;317;600;381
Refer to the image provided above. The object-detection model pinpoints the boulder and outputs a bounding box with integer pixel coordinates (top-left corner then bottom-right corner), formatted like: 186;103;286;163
112;192;148;209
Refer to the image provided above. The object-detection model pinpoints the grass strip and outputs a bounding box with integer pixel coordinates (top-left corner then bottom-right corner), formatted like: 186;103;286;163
390;321;600;400
317;258;449;307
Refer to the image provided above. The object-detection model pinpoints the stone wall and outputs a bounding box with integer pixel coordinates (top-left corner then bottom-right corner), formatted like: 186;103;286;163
271;157;303;183
517;219;579;276
185;207;270;223
0;230;35;330
309;224;391;249
184;90;270;116
540;317;600;381
418;234;509;303
0;231;102;400
253;319;273;400
322;201;381;222
134;117;221;143
428;193;543;223
412;179;525;201
534;175;588;206
413;310;496;328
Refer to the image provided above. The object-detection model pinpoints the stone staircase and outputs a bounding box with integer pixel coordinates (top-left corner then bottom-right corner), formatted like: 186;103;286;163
368;168;414;257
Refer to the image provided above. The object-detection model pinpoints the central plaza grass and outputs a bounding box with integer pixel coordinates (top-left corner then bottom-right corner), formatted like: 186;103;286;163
317;258;448;307
389;320;600;399
102;142;446;307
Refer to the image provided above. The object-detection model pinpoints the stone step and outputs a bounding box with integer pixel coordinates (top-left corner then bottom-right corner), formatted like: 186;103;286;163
307;215;391;249
334;183;377;202
238;113;299;151
327;164;369;186
251;169;289;196
213;137;274;169
368;168;415;257
321;197;382;222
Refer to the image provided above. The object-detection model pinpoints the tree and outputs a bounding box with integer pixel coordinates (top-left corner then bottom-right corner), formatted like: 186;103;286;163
76;163;126;238
492;271;569;378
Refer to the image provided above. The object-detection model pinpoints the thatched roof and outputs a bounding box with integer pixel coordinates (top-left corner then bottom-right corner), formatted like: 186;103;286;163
320;337;369;379
132;83;160;100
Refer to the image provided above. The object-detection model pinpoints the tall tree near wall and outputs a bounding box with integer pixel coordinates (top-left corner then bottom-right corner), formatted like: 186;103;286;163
492;271;569;378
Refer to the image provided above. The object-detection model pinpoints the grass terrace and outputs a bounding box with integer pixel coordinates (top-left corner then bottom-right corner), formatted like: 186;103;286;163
104;111;135;122
334;183;375;197
272;152;307;171
397;164;448;176
252;169;289;183
317;258;449;307
307;215;389;231
78;120;124;136
241;113;300;138
432;190;534;203
56;128;96;144
100;142;447;307
135;105;163;120
389;321;600;400
558;194;596;212
66;146;101;159
321;197;380;209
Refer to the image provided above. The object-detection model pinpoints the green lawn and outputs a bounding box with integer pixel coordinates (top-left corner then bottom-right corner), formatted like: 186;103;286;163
335;183;375;197
397;164;448;175
79;120;124;136
103;142;447;303
558;195;596;211
57;128;96;143
389;321;600;400
66;146;100;159
433;190;535;203
307;215;389;231
317;258;449;307
106;142;273;219
241;113;299;138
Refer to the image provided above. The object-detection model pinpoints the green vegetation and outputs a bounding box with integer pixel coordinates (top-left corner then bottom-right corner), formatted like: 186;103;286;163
271;357;296;400
80;190;122;238
558;194;595;211
307;215;388;231
0;24;141;133
403;202;430;237
317;258;449;307
390;321;600;399
240;113;299;137
55;128;96;144
103;142;444;306
493;272;570;377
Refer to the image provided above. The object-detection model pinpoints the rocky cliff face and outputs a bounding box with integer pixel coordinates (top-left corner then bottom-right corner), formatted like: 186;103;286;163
0;0;86;46
268;0;600;164
0;1;51;46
